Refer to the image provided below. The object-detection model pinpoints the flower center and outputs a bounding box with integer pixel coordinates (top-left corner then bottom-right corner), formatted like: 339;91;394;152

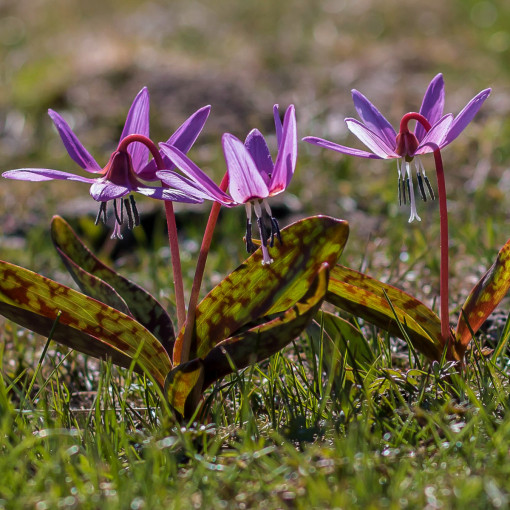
395;130;419;160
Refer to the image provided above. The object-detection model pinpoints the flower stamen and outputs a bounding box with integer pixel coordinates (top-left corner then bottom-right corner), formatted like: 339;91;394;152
124;198;134;230
129;195;140;226
95;202;107;225
253;200;273;265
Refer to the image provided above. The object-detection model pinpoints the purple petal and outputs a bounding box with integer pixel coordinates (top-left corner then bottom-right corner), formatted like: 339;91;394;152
222;133;269;203
166;105;211;154
2;168;96;183
136;105;212;181
414;114;453;155
156;170;217;201
136;159;158;181
345;118;398;159
159;143;234;204
441;88;491;147
245;129;273;185
416;74;445;141
120;87;150;172
303;136;382;159
273;104;282;146
135;186;204;204
351;89;397;149
90;181;130;201
271;105;297;195
48;110;101;173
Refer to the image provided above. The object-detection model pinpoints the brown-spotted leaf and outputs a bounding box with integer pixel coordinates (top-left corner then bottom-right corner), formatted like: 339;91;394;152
332;265;444;343
173;216;349;364
51;216;174;353
165;358;205;418
200;262;329;389
456;238;510;354
0;260;172;387
326;266;446;361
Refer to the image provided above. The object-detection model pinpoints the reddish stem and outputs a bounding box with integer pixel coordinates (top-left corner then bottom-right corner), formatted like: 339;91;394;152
118;134;186;330
399;113;450;344
176;172;229;364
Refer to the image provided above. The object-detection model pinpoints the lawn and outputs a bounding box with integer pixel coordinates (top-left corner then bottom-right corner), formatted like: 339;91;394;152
1;0;510;508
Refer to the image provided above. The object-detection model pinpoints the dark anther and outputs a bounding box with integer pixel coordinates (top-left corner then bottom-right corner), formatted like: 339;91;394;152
124;198;134;229
95;202;107;225
257;216;268;247
113;199;123;225
405;177;411;205
424;176;435;200
417;172;427;202
398;176;402;206
269;217;282;247
129;195;140;226
245;218;256;253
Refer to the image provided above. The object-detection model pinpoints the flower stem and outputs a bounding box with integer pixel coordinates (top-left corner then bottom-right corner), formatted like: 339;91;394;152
176;172;229;364
399;113;450;344
118;134;186;330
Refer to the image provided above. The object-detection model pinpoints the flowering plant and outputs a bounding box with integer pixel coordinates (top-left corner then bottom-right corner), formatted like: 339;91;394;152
0;76;507;422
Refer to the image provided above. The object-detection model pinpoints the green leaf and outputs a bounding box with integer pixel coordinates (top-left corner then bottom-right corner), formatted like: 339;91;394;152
50;216;174;353
307;310;374;367
456;238;510;356
200;261;330;388
172;216;349;364
0;260;172;387
326;265;445;361
164;358;205;418
166;263;330;418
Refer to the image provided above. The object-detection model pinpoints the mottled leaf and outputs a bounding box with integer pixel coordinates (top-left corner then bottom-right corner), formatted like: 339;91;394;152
332;265;443;340
165;358;204;418
0;260;172;387
173;216;349;364
456;239;510;355
326;265;446;361
51;216;174;352
200;262;330;388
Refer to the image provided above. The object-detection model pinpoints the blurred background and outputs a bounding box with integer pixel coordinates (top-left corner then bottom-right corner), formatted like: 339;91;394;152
0;0;508;307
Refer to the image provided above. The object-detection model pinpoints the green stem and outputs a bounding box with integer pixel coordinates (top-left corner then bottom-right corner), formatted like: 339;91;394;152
176;172;229;364
118;134;186;330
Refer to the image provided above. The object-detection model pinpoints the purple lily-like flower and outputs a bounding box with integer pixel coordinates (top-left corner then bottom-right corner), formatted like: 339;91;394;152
2;88;212;238
303;74;491;222
221;104;297;264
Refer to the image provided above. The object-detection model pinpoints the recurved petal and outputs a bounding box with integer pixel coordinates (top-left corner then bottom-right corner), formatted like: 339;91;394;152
345;118;398;158
274;104;283;146
136;186;204;203
90;181;130;201
120;88;150;172
137;106;213;181
245;128;273;185
352;89;397;149
48;110;101;173
416;74;445;142
441;88;491;147
159;143;234;204
414;114;453;155
303;136;382;159
166;105;211;155
156;170;211;200
2;168;96;183
271;105;297;195
222;133;269;203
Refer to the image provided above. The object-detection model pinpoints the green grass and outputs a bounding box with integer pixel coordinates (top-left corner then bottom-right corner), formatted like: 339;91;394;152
2;0;510;507
1;323;510;509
